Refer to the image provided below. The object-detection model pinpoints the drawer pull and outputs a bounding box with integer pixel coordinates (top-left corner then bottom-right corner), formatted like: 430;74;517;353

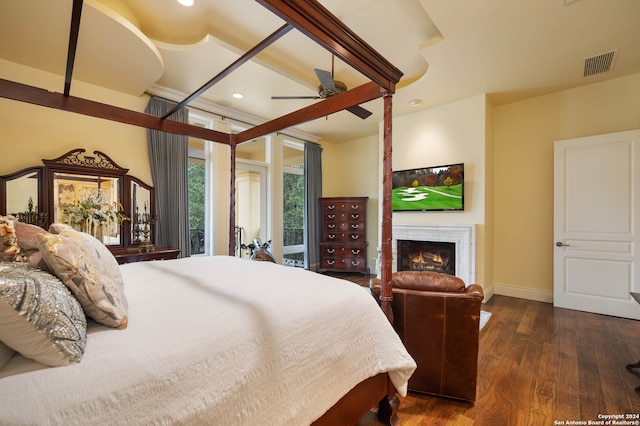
328;224;336;229
351;224;359;229
327;248;335;254
351;261;360;266
328;234;336;239
352;249;360;255
351;205;360;210
351;235;359;240
327;260;335;265
327;205;335;210
351;214;359;219
328;214;335;219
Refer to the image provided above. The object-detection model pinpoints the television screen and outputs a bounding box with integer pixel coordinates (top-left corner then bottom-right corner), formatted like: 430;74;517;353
392;163;464;211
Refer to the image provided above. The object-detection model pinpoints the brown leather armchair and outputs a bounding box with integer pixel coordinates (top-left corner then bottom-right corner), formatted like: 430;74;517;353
371;271;484;402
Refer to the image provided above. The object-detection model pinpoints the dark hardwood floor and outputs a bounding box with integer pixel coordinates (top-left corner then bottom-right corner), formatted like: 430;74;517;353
325;273;640;425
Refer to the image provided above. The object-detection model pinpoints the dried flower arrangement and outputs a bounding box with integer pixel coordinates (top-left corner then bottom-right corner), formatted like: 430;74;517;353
61;189;128;239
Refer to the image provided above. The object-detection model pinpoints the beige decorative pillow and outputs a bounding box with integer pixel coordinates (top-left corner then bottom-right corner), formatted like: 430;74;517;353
0;262;86;367
37;225;128;329
14;220;51;270
0;341;15;369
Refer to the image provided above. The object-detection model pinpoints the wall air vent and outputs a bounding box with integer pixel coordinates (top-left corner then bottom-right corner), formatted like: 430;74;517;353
583;50;618;77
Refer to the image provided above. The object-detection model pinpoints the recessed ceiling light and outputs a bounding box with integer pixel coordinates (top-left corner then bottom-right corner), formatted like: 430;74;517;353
232;93;244;99
177;0;194;6
409;99;422;107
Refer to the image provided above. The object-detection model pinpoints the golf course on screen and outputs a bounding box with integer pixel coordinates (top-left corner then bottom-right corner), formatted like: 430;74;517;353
392;164;464;211
392;185;463;211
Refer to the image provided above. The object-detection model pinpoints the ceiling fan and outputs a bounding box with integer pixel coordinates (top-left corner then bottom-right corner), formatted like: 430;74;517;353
271;57;373;120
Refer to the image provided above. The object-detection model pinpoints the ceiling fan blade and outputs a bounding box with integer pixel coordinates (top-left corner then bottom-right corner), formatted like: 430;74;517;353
271;95;322;100
314;68;336;91
346;104;373;119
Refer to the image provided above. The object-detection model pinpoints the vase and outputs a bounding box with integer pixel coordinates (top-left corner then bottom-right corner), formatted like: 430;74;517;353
81;222;103;242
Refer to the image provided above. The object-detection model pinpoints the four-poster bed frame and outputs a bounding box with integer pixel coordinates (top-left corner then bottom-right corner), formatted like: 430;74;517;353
0;0;404;423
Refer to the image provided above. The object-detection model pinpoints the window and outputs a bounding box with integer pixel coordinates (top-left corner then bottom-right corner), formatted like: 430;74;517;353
188;139;206;255
283;142;304;267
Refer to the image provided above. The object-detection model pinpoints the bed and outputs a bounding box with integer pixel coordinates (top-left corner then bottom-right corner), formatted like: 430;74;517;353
0;0;407;423
0;254;415;425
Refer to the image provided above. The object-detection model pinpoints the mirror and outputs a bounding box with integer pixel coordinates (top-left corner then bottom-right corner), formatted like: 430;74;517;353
129;177;155;250
52;172;122;245
43;149;131;248
7;171;39;215
0;167;47;226
2;149;154;249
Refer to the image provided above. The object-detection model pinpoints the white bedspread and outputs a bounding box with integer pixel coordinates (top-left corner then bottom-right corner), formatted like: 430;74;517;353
0;256;415;425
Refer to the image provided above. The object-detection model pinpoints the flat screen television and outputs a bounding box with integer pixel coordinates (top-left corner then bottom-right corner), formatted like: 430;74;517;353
392;163;464;211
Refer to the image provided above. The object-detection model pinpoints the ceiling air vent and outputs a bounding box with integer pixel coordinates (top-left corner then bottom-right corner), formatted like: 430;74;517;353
583;50;618;77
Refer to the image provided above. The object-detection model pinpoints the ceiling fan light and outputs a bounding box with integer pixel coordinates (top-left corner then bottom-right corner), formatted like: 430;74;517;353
177;0;194;6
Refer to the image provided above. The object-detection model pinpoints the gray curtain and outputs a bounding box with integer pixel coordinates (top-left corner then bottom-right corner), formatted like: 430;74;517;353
145;96;191;257
304;142;322;271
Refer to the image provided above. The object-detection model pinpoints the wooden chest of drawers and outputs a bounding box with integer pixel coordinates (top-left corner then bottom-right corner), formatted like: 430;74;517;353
319;196;368;274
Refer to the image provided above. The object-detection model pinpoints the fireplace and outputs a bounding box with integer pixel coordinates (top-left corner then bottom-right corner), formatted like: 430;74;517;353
391;224;476;285
397;240;456;275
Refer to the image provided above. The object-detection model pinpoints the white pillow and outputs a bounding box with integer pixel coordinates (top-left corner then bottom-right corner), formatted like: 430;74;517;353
0;262;87;367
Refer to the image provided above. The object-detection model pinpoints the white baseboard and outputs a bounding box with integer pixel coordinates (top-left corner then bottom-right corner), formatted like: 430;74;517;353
481;284;495;303
492;282;553;303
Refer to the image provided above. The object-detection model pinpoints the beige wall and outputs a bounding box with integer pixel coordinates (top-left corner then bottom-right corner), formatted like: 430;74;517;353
0;59;151;183
385;94;491;290
483;97;495;297
5;54;640;299
493;72;640;302
321;95;494;286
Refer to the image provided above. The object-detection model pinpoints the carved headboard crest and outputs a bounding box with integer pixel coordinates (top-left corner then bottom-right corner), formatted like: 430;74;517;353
42;149;128;173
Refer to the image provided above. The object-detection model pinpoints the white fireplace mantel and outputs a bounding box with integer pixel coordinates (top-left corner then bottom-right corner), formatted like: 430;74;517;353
392;224;476;285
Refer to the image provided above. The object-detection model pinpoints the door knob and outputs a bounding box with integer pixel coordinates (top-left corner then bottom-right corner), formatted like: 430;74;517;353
556;241;571;247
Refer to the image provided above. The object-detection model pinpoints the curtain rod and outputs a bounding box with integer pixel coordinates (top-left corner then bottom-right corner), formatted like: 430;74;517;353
144;92;316;145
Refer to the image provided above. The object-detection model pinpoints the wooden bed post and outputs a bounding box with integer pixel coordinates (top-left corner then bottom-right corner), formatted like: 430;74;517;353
229;139;237;256
377;90;401;426
380;91;394;325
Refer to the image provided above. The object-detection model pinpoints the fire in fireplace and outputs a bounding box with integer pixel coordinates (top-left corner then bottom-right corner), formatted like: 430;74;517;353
397;240;456;275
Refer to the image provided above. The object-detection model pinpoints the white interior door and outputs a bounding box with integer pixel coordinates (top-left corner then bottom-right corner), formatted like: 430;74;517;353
554;129;640;319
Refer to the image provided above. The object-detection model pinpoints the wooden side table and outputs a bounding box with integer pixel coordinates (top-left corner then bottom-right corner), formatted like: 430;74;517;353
110;247;180;265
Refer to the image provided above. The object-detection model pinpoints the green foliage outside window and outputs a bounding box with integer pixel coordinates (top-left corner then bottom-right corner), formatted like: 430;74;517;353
283;172;304;230
188;162;205;230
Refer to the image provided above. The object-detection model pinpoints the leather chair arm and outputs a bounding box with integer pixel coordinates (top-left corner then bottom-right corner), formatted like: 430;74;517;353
464;284;484;299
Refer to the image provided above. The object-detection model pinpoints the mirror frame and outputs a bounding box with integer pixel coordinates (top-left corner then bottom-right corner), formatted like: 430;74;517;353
1;149;155;249
43;149;128;247
126;175;155;249
39;148;154;249
0;166;46;222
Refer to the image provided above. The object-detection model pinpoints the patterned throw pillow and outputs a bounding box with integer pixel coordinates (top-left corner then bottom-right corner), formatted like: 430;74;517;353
37;225;128;329
13;220;51;270
0;262;86;367
0;216;26;262
0;216;51;270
